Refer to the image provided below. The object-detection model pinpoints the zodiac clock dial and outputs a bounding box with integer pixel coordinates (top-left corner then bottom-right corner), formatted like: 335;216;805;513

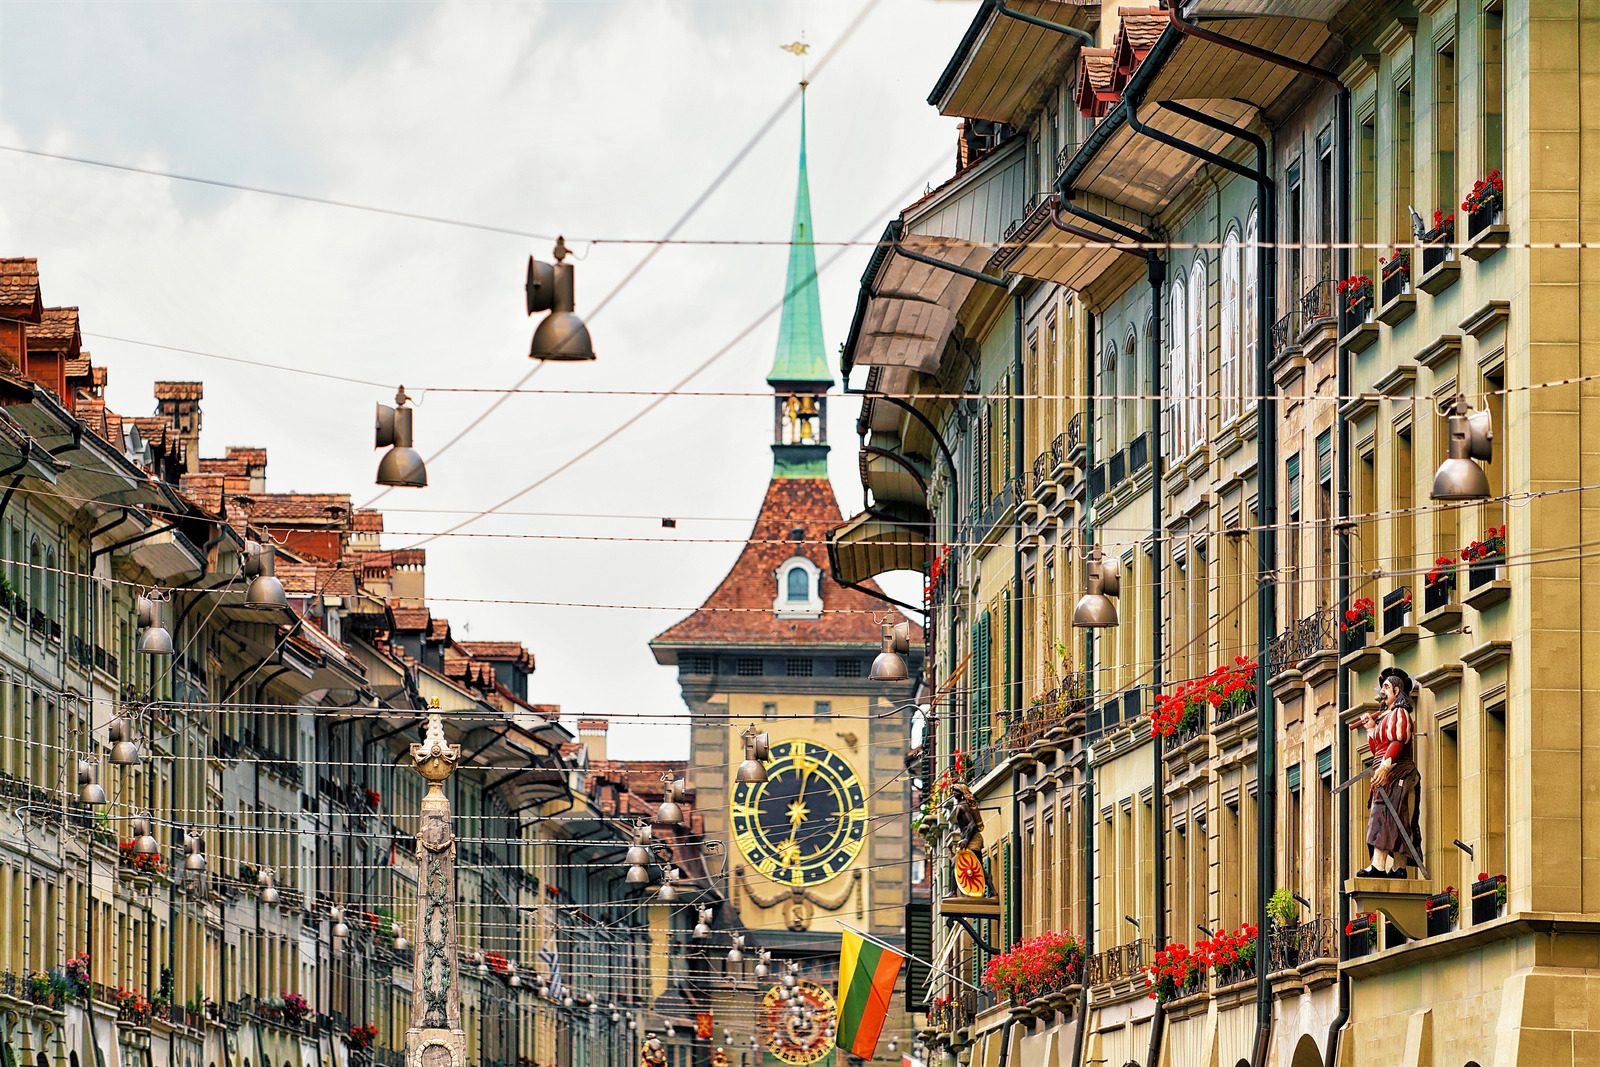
730;739;866;886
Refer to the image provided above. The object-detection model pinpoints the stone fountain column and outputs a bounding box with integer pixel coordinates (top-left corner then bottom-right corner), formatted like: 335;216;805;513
406;713;466;1067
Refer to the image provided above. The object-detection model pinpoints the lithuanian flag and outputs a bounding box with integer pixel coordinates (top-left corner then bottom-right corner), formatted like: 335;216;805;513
836;930;904;1059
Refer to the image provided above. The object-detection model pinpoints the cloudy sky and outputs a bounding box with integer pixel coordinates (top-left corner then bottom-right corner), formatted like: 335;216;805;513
0;0;973;758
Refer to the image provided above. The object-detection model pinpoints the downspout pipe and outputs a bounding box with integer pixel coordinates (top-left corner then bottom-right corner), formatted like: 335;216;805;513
994;0;1094;46
1010;290;1025;950
1068;311;1096;1067
1143;253;1168;1067
1123;88;1278;1067
1325;84;1354;1067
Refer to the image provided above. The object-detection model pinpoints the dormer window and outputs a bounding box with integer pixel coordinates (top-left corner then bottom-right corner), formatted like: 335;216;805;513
774;556;823;619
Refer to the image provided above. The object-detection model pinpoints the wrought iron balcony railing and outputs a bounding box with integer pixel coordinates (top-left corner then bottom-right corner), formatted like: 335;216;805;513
1268;917;1337;973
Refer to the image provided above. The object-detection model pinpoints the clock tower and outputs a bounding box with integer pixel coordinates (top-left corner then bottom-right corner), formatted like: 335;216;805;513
650;89;922;1065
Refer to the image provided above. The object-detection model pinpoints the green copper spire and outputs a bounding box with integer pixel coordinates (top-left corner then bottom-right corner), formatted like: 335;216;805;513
767;86;832;387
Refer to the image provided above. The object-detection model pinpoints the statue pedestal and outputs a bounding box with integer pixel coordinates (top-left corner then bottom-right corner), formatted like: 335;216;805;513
404;1027;467;1067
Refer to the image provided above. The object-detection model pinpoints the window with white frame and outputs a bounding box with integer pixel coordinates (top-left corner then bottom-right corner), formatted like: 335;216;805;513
773;555;823;619
1122;328;1138;446
1187;258;1207;454
1102;341;1119;448
1168;278;1187;462
1220;228;1242;425
1243;207;1259;412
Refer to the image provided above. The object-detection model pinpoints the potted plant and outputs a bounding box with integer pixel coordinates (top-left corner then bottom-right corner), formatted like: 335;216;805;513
280;992;310;1027
364;788;382;809
1379;248;1412;302
1421;209;1457;274
1424;885;1459;936
115;987;151;1025
349;1023;378;1051
980;931;1084;1014
1341;597;1376;653
1423;556;1456;613
1198;923;1257;987
1382;587;1414;632
1343;912;1378;958
1267;887;1299;931
1144;942;1205;1003
1337;273;1375;333
1463;170;1506;238
1471;872;1508;924
1463;526;1507;589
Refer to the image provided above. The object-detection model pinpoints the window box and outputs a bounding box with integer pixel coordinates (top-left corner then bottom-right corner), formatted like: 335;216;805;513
1378;587;1416;651
1424;889;1459;937
1463;172;1506;260
1418;224;1460;294
1421;563;1460;632
1379;253;1411;302
1343;913;1377;959
1470;874;1506;925
1338;285;1378;353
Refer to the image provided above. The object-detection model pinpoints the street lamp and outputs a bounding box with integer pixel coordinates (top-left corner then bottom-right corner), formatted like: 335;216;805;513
1431;394;1495;500
654;775;687;827
693;906;713;940
736;725;770;784
108;716;140;765
526;237;595;362
870;621;912;682
243;540;289;611
137;592;173;655
78;759;106;805
375;386;427;488
1072;544;1121;628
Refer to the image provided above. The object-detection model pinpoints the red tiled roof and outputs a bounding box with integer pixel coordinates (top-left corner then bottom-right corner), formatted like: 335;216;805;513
352;509;383;533
390;606;431;631
227;446;267;466
457;640;534;669
64;357;92;380
26;307;79;352
178;472;226;515
576;718;608;732
250;493;352;524
427;618;451;641
651;476;917;650
1110;7;1166;92
0;259;42;320
1075;48;1118;118
153;381;203;401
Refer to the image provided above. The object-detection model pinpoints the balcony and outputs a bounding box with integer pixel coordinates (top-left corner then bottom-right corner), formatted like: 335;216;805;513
1066;415;1084;467
1267;917;1336;975
1032;452;1049;496
1083;939;1147;988
1128;431;1149;475
1052;429;1068;476
1265;605;1337;685
1379;586;1418;653
1270;308;1300;367
1107;448;1126;489
1299;275;1334;335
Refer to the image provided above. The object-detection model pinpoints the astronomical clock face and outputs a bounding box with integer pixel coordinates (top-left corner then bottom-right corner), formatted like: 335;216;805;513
758;981;836;1065
731;739;866;886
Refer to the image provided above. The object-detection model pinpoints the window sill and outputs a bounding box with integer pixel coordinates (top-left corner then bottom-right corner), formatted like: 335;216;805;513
1418;255;1460;295
1339;319;1380;354
1377;289;1416;327
1464;223;1508;262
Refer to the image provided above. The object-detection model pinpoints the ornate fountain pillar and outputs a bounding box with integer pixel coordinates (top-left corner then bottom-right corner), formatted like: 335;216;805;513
406;713;466;1067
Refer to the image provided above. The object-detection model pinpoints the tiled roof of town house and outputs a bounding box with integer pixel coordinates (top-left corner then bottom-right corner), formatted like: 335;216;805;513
250;493;353;523
427;617;451;642
457;640;535;668
1110;7;1166;92
64;357;92;381
26;307;80;351
0;259;42;319
131;417;171;448
178;473;226;515
199;456;249;476
153;381;203;401
1076;48;1117;117
352;510;383;533
390;606;431;631
651;475;918;650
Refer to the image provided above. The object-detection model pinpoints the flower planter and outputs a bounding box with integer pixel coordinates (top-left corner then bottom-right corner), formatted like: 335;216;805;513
1471;875;1506;925
1421;572;1461;633
1341;625;1372;656
1343;914;1377;959
1466;203;1504;241
1339;296;1378;353
1379;257;1411;303
1423;575;1454;614
1424;892;1459;937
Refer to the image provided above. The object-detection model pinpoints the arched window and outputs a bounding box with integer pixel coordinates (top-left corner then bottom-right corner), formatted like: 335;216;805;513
1220;228;1242;424
1122;328;1139;441
786;567;810;602
1102;341;1119;447
1188;258;1208;452
1243;206;1259;412
1168;278;1187;461
774;556;822;619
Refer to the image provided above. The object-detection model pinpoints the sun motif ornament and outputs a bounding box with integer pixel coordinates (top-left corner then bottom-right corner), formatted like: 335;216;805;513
731;740;866;886
758;980;836;1065
953;848;988;898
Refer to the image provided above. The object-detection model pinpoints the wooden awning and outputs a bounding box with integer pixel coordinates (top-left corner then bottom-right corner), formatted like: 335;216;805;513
928;0;1098;125
996;195;1148;300
826;511;931;585
845;228;1001;376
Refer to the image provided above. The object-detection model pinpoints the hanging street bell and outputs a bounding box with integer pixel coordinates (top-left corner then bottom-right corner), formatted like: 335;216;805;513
736;724;770;784
526;237;595;362
243;540;289;611
870;620;912;682
1072;545;1121;628
375;386;427;488
1431;393;1494;501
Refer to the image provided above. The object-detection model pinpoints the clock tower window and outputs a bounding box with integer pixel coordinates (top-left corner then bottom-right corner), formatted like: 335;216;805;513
774;556;823;619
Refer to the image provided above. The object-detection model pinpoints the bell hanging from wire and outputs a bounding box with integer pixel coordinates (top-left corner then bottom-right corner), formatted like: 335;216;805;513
726;934;744;964
692;906;712;940
78;759;106;806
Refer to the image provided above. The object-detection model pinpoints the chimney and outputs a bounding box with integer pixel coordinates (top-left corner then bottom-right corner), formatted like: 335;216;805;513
578;719;609;763
226;446;268;493
153;382;204;476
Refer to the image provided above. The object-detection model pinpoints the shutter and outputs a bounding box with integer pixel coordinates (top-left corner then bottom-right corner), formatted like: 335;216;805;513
1287;764;1302;791
1317;430;1333;485
1287;454;1302;514
904;901;932;1012
974;612;992;749
969;421;983;526
1002;838;1015;949
1003;590;1013;720
1317;747;1333;779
